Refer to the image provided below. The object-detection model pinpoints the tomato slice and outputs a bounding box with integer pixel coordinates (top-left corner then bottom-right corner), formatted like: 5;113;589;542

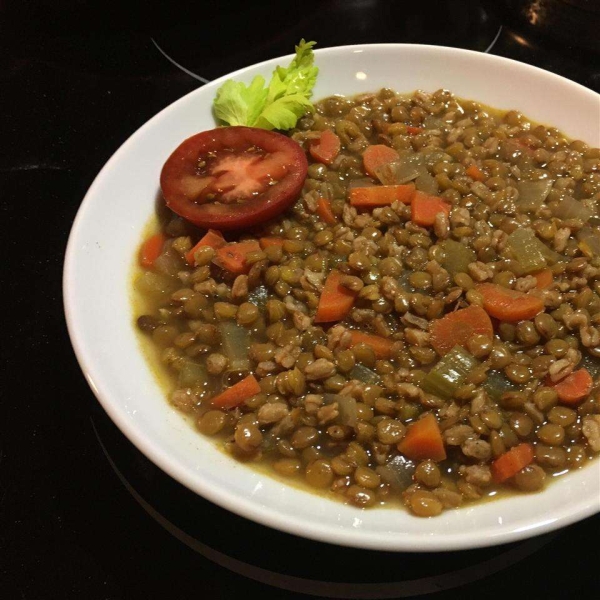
160;126;308;231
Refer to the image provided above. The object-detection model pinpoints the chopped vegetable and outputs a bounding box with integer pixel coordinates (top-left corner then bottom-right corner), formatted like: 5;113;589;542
349;364;382;385
440;239;476;276
466;165;486;182
421;346;479;399
213;40;318;131
507;228;548;273
362;144;400;180
211;374;261;409
314;269;357;323
376;456;414;491
186;230;226;265
430;305;493;356
483;371;518;401
516;180;553;212
348;330;395;359
477;283;545;322
153;246;185;276
139;233;167;268
552;197;593;222
547;368;593;405
415;172;439;195
309;129;341;165
532;268;553;290
398;413;446;462
491;443;534;483
316;197;337;225
214;240;261;274
577;226;600;258
259;237;285;249
325;394;358;427
219;321;251;372
179;361;208;387
135;271;177;299
406;126;424;135
349;184;415;208
411;191;451;227
374;154;425;185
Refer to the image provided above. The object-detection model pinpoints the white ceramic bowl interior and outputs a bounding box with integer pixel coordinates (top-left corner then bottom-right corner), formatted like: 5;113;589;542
64;44;600;551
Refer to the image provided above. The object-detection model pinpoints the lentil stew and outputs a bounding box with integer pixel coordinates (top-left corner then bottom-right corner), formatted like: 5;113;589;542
134;88;600;517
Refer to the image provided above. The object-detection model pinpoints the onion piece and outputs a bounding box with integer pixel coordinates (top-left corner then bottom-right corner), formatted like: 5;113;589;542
325;393;358;427
553;197;593;222
516;179;553;212
374;154;426;185
577;226;600;258
219;322;251;371
349;364;381;385
440;240;476;276
415;172;439;195
376;455;415;491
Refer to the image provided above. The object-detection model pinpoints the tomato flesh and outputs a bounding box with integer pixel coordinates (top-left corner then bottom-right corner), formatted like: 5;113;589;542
160;126;308;231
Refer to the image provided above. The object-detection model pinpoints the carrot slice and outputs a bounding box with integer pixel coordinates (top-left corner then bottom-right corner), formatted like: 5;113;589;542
349;184;415;209
429;305;494;356
476;283;545;322
185;229;226;265
259;237;285;249
362;144;400;179
398;413;446;462
466;164;486;182
406;126;424;135
316;197;337;225
214;240;261;275
211;375;262;410
139;233;167;268
547;368;593;405
309;129;341;165
314;269;357;323
348;331;395;359
410;191;451;227
533;268;553;290
491;443;534;483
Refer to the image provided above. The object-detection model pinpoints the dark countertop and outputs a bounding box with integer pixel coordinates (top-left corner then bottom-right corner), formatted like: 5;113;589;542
1;2;599;598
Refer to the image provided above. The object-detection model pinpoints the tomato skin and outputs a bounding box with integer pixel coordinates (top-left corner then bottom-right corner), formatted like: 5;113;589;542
160;126;308;231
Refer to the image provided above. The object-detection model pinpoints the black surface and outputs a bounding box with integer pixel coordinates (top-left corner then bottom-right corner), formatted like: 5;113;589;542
1;1;599;599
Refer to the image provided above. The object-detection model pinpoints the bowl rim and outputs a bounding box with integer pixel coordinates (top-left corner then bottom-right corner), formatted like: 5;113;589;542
64;43;600;552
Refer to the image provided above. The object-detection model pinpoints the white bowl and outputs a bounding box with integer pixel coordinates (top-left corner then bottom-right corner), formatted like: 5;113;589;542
64;44;600;551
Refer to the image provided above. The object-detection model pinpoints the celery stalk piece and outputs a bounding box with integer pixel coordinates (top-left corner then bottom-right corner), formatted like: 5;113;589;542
421;346;479;399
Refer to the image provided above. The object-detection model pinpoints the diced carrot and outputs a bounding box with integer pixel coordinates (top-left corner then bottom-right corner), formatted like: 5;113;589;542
491;443;534;483
214;240;261;275
316;197;337;225
349;184;415;209
309;129;341;165
533;268;553;290
314;270;357;323
398;413;446;462
429;305;494;356
546;368;593;405
259;237;285;249
410;191;451;227
185;229;226;265
466;164;486;182
362;144;400;179
139;233;167;268
476;283;545;323
406;126;423;135
211;375;262;410
348;331;395;359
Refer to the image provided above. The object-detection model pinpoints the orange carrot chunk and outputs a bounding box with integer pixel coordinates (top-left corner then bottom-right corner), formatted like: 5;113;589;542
411;191;451;227
349;184;415;209
406;126;424;135
185;229;226;265
259;237;285;249
214;240;261;275
430;305;494;356
139;233;167;268
398;413;446;462
476;283;545;322
547;368;593;405
533;268;553;290
466;164;487;182
491;443;534;483
348;331;395;359
314;270;357;323
316;197;337;225
211;375;262;410
309;129;341;165
362;144;400;179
